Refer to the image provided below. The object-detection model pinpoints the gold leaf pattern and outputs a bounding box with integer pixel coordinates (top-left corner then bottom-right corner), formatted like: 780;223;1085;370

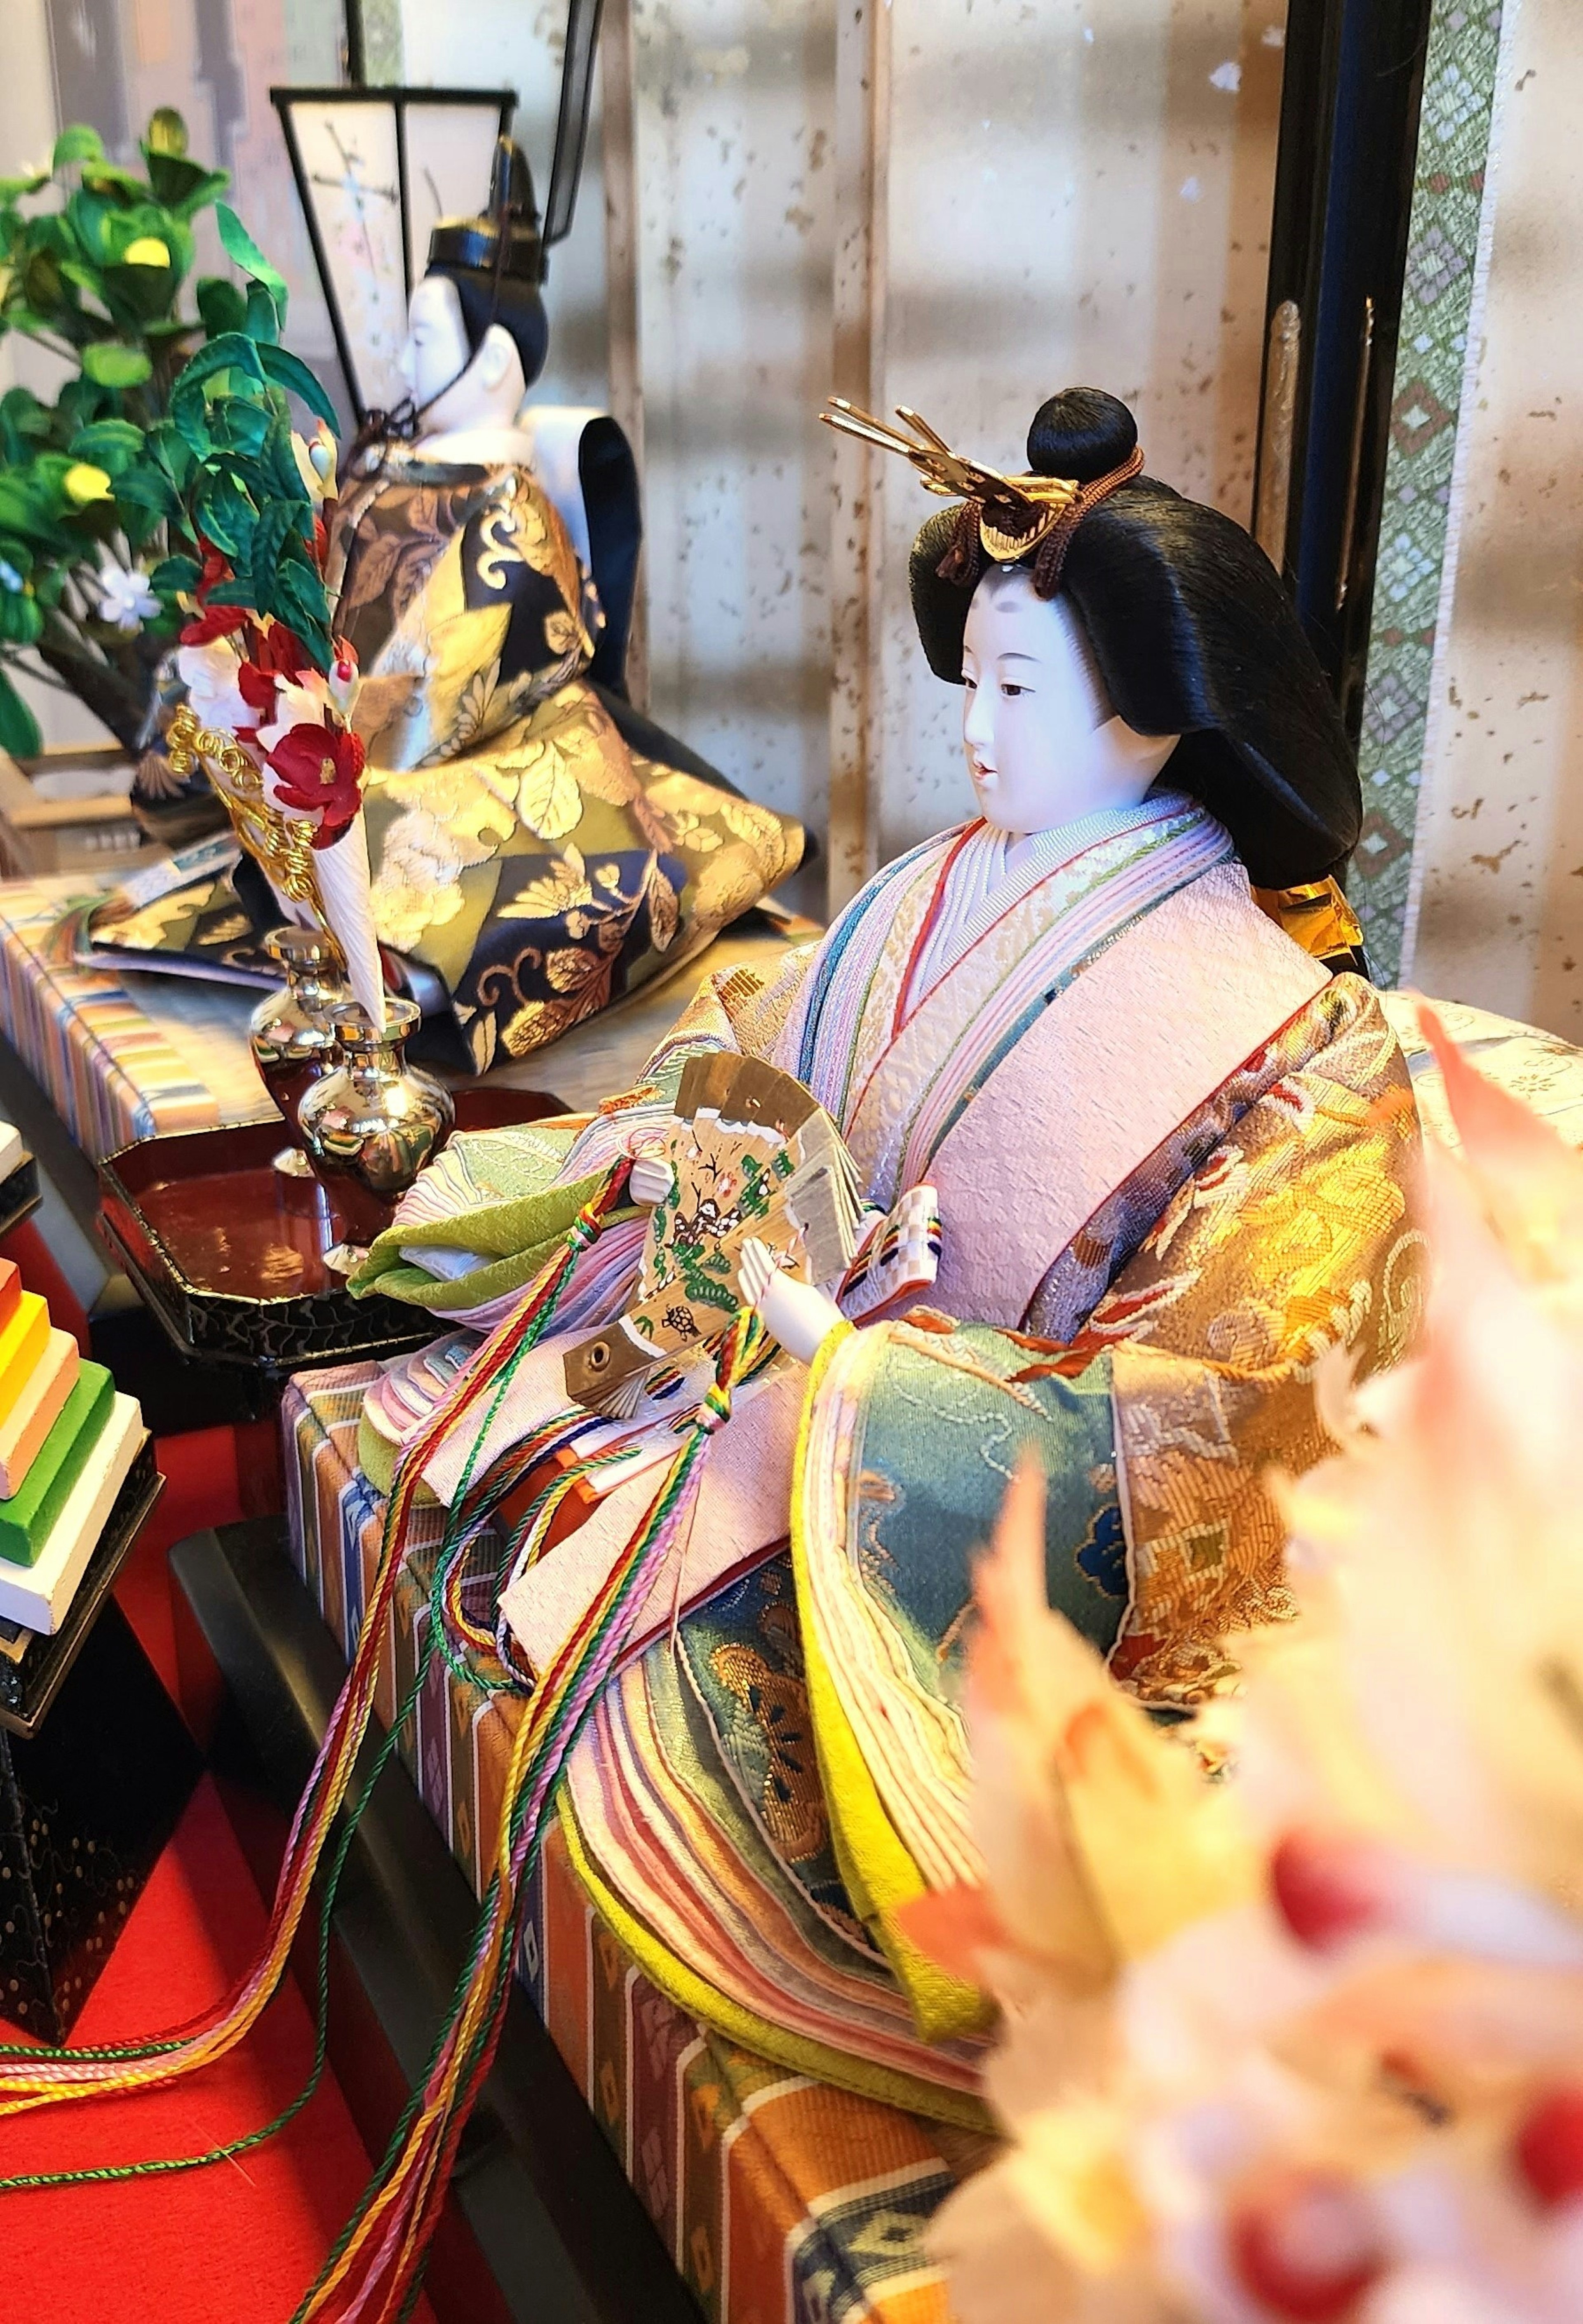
502;737;584;842
545;945;603;995
647;862;680;953
501;984;607;1057
663;807;722;854
500;847;593;922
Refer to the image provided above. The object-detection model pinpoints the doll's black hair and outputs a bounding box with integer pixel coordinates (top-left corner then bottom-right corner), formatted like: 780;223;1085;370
430;265;550;397
426;143;550;395
909;386;1361;889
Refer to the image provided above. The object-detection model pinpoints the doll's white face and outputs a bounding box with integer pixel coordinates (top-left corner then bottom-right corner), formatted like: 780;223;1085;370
398;275;524;435
960;568;1179;835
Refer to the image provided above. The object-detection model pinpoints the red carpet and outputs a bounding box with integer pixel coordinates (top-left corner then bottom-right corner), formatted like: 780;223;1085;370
0;1776;433;2324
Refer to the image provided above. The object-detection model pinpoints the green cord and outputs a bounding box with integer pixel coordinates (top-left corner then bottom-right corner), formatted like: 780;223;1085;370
0;1626;434;2197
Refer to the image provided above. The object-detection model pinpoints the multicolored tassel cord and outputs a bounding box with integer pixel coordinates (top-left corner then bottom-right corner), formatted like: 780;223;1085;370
0;1156;775;2324
0;1161;631;2123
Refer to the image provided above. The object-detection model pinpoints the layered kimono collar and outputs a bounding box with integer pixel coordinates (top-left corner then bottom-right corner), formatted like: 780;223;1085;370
905;789;1188;1008
777;788;1231;1167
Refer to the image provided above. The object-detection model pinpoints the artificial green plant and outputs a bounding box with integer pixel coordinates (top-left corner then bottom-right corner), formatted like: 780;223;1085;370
0;108;329;758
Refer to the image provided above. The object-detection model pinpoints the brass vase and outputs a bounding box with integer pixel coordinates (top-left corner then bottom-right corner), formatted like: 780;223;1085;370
249;927;350;1178
297;997;455;1271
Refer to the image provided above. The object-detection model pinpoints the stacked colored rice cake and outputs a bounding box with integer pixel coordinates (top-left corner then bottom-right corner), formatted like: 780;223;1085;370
0;1258;142;1633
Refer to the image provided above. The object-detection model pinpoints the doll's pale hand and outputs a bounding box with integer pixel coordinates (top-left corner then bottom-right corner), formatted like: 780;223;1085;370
628;1151;675;1207
739;1237;843;1366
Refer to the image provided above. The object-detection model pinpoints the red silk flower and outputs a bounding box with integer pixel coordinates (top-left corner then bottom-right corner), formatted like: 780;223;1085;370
246;618;311;679
179;600;247;647
178;545;245;646
264;722;365;847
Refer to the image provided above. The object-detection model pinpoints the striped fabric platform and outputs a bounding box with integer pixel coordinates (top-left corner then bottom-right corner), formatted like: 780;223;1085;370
0;879;272;1159
282;1360;979;2324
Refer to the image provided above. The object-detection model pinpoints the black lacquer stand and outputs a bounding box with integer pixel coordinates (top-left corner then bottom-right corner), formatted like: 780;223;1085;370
0;1448;199;2041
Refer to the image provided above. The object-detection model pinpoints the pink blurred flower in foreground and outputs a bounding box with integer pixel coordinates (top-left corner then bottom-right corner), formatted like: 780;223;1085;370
908;1007;1583;2324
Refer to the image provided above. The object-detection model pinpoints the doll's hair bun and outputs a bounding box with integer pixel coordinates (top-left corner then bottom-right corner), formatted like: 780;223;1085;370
1026;388;1139;485
911;379;1362;888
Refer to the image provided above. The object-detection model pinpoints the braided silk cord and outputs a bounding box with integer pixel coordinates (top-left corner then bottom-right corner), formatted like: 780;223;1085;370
0;1169;631;2126
0;1154;773;2324
298;1308;772;2320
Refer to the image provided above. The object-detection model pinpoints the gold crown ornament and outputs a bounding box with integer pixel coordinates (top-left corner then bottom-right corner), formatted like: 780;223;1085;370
819;396;1145;596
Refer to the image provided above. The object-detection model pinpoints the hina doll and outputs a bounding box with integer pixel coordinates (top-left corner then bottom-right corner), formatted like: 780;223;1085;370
357;387;1423;2105
327;141;803;1069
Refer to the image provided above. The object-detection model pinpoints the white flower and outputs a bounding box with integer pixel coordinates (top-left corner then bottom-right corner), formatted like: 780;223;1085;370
176;637;252;737
97;554;160;635
254;669;337;757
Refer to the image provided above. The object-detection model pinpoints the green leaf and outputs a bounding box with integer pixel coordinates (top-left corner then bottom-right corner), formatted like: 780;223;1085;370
170;328;264;402
202;575;259;609
119;501;163;554
82;341;153;388
146;419;194;489
100;259;175;327
256;341;338;430
215;204;287;313
195;275;247;340
52;125;105;170
209;397;271;458
0;587;43;647
110;463;181;522
57;376;106;431
270;557;331;665
21;249;64;315
193;466;258;560
242;280;279;345
0;472;57;535
146;108;188;159
0;668;41;760
80;162;149;201
148;552;201;597
0;172;49;202
57;259;110;309
67;418;144;474
248;496;312;614
145;153;228;218
260;415;310;505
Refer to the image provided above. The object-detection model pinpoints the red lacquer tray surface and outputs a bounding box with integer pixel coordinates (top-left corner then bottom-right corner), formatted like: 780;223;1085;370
97;1085;565;1371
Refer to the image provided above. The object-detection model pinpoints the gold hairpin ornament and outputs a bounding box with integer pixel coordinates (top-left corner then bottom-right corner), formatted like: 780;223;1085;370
818;396;1144;596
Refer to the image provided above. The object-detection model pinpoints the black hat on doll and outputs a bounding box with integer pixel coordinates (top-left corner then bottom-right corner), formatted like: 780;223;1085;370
824;388;1361;890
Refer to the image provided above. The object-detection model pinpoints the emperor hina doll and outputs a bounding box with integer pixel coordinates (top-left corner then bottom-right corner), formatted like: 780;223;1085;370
350;386;1425;2103
326;145;803;1069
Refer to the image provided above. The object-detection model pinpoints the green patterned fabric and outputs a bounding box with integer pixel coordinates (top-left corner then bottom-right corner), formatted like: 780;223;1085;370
350;1122;603;1312
850;1324;1125;1680
1356;0;1505;979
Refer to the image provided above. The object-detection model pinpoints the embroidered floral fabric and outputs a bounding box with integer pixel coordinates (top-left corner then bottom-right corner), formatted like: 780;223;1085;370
329;453;805;1068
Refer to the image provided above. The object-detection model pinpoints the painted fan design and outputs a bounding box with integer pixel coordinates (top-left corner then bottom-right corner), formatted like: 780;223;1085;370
563;1055;860;1415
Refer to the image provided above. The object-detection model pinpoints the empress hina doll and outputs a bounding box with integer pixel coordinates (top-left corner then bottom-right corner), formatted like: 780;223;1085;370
326;146;802;1070
357;388;1423;2104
